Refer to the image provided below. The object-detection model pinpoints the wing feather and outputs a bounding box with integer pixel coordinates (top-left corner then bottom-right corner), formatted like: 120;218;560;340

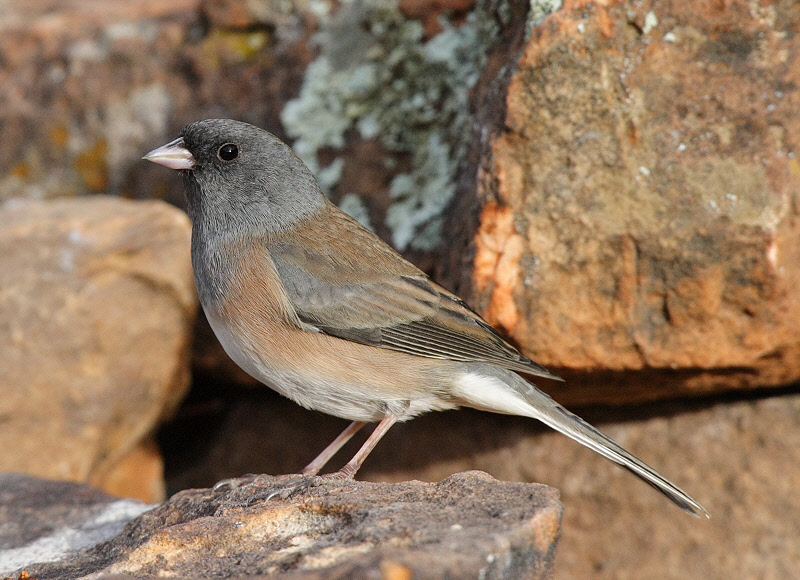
266;204;561;381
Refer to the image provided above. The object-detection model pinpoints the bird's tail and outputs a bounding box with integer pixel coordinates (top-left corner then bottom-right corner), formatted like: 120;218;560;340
453;367;709;518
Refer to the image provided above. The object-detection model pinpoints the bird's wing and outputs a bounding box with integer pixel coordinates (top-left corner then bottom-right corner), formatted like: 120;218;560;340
266;207;561;381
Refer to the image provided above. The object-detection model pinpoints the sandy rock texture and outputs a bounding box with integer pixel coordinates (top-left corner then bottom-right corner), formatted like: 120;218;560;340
2;471;561;580
0;198;196;502
449;0;800;403
161;387;800;580
0;0;313;205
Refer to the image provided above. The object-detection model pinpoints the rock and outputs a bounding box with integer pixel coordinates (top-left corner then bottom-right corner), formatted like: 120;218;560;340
363;395;800;579
97;436;168;507
200;0;309;30
443;0;800;403
0;0;314;205
5;472;561;579
159;386;800;579
0;472;152;577
0;197;196;503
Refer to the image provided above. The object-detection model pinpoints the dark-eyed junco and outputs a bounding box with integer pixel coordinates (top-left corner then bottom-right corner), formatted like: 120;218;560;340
144;119;708;517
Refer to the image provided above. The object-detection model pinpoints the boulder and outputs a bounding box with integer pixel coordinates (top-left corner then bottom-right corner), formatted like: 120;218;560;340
0;197;196;502
447;0;800;403
1;471;561;580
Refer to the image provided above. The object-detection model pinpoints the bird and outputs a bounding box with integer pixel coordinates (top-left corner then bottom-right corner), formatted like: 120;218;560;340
144;118;709;517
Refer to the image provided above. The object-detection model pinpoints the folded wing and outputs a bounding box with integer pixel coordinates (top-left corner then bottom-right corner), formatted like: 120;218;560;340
267;206;561;381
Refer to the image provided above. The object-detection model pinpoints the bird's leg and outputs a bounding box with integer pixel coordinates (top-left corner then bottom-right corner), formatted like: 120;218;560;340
302;420;366;475
257;417;396;500
330;415;398;479
215;420;370;500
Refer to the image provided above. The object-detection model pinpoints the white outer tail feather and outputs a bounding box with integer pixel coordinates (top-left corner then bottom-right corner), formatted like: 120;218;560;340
454;370;709;518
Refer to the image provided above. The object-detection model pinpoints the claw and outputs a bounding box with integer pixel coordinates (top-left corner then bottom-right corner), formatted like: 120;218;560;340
212;473;260;491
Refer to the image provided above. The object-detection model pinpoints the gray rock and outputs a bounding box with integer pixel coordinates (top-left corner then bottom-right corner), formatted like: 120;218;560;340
5;471;561;579
0;473;151;576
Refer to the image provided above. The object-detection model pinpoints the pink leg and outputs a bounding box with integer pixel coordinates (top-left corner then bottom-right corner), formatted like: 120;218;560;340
334;415;398;479
302;421;366;475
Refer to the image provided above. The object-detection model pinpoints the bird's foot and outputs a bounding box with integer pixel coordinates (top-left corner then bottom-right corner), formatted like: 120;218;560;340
210;470;358;507
210;473;304;503
251;472;358;502
210;473;329;503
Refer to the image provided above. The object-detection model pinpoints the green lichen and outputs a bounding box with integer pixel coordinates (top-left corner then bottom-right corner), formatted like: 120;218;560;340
281;0;500;250
282;0;561;250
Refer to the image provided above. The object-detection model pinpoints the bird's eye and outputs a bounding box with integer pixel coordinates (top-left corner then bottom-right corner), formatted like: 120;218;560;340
218;143;239;161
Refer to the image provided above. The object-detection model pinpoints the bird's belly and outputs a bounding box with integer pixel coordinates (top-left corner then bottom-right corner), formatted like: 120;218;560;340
203;305;456;422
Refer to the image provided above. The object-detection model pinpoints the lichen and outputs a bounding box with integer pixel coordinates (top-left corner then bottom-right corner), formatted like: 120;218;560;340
528;0;561;28
281;0;502;250
281;0;564;250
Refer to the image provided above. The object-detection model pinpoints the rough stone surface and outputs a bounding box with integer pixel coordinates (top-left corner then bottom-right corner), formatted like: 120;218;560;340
0;473;152;577
6;472;560;580
0;197;196;503
444;0;800;403
160;386;800;580
364;393;800;580
0;0;313;205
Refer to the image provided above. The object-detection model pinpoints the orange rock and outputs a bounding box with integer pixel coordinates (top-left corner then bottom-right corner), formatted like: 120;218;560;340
398;0;476;37
0;197;196;499
91;436;166;503
462;0;800;403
